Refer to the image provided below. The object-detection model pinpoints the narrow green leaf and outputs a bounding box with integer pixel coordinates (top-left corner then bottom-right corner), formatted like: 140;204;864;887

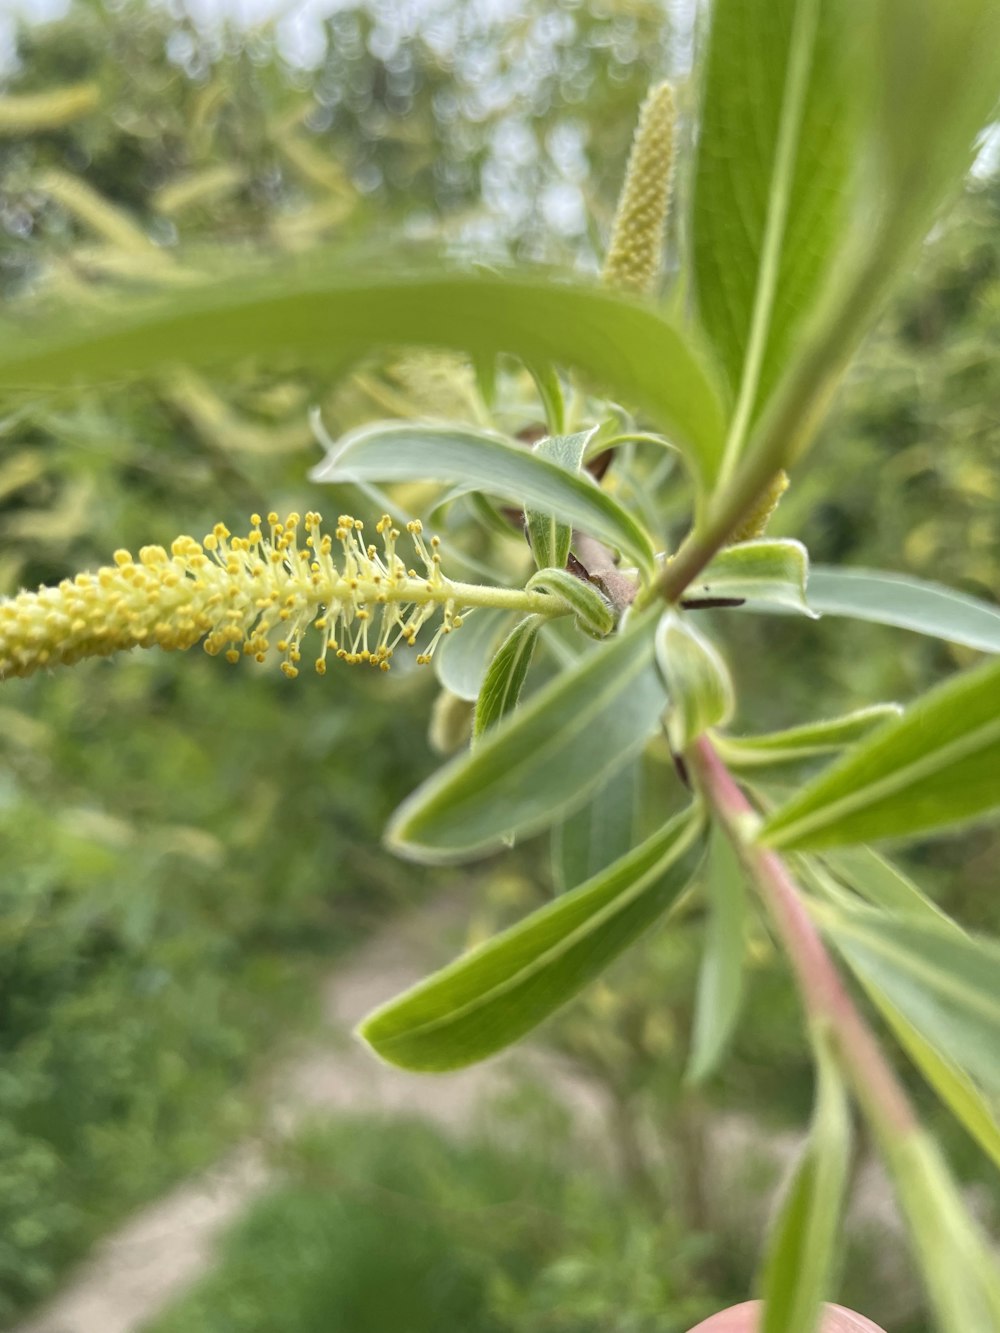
693;0;854;439
819;845;960;934
686;540;815;616
808;567;1000;653
734;3;1000;494
552;758;643;895
656;611;735;753
313;421;657;577
525;429;593;572
867;990;1000;1174
391;608;666;862
473;615;542;741
758;1035;851;1333
867;0;1000;278
715;705;902;771
886;1131;1000;1333
0;264;727;487
360;806;705;1071
760;656;1000;850
435;608;511;702
526;567;615;639
824;906;1000;1097
527;363;567;436
686;829;747;1084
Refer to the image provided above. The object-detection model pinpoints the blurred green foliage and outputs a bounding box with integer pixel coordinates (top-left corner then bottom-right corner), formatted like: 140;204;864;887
148;1115;719;1333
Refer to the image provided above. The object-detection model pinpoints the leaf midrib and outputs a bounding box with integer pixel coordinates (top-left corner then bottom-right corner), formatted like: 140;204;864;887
376;813;702;1045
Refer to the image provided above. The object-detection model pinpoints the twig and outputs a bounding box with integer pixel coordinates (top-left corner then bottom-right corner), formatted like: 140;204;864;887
687;735;916;1142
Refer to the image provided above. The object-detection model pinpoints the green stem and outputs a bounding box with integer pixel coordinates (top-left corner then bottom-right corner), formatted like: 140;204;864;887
688;734;917;1142
444;579;563;617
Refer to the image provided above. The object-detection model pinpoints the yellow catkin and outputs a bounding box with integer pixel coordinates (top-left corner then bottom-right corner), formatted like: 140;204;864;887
731;471;791;543
602;81;676;297
0;513;464;683
0;83;99;135
33;169;159;256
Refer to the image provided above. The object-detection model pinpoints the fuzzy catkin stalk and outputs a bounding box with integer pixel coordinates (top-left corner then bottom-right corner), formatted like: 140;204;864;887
602;81;676;297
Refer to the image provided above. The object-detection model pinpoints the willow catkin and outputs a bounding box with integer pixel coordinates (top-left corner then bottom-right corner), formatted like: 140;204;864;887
602;81;676;298
0;513;465;683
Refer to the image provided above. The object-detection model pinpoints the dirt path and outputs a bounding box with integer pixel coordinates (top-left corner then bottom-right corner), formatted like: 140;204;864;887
14;896;610;1333
13;894;923;1333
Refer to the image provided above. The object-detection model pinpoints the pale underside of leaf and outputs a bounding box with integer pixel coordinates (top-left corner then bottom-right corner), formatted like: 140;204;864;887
866;985;1000;1173
552;757;644;894
435;607;512;702
388;609;666;862
807;567;1000;653
526;429;594;572
312;421;657;576
824;906;1000;1099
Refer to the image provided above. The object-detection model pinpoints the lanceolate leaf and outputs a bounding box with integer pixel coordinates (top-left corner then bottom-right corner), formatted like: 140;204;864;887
693;0;854;437
824;906;1000;1098
866;989;1000;1173
715;705;902;770
733;3;1000;495
0;264;728;487
686;540;814;616
435;608;511;702
360;806;706;1071
758;1035;851;1333
886;1131;1000;1333
526;430;593;571
819;845;959;934
390;608;666;862
473;616;542;741
686;829;747;1084
552;758;643;895
807;567;1000;653
312;422;657;577
526;567;615;639
759;656;1000;850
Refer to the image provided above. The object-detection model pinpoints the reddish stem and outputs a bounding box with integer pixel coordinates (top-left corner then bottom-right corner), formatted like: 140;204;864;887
688;736;916;1140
